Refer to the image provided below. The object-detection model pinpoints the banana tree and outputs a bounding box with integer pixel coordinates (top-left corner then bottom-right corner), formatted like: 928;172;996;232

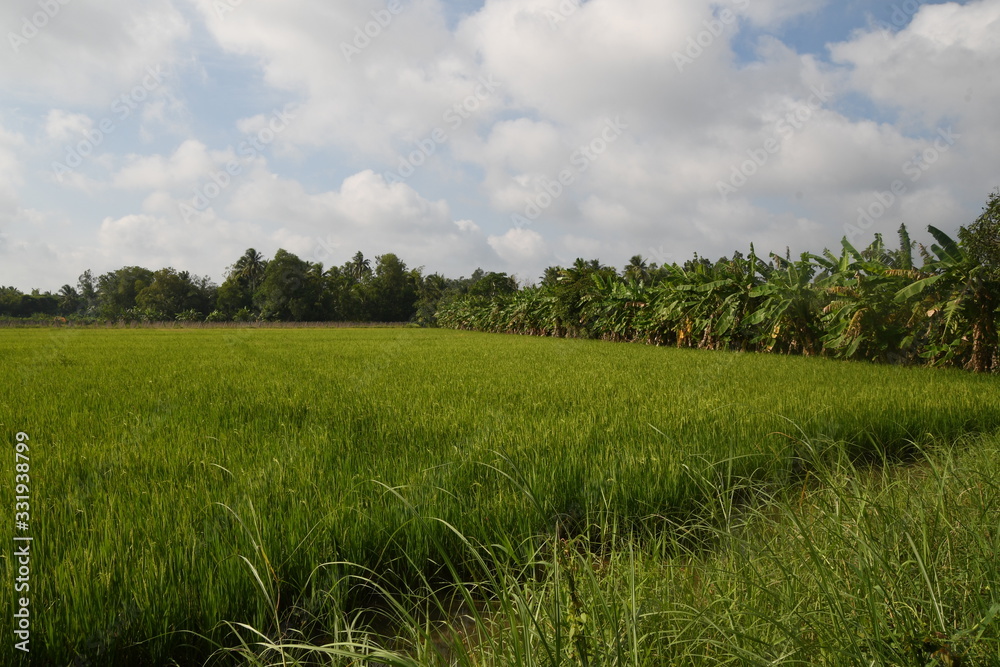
894;226;999;372
580;274;650;342
747;252;823;355
816;235;914;362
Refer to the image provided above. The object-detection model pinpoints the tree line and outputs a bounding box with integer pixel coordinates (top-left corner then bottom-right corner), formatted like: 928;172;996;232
4;190;997;371
438;190;1000;373
0;248;515;327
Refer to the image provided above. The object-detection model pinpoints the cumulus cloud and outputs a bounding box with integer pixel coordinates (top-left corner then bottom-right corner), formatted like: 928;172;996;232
52;159;499;283
826;0;1000;221
740;0;826;28
44;110;93;143
0;125;25;233
1;0;188;105
112;140;224;191
2;0;1000;291
97;212;262;271
488;226;550;269
221;168;497;273
832;0;1000;122
189;0;496;158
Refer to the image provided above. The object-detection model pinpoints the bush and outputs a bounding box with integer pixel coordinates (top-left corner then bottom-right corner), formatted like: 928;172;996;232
204;310;228;323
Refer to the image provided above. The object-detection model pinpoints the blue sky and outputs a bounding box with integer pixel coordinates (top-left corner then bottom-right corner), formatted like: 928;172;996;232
0;0;997;291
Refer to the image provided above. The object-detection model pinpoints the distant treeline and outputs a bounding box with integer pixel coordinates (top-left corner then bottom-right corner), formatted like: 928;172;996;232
438;190;1000;373
5;190;998;371
0;249;516;328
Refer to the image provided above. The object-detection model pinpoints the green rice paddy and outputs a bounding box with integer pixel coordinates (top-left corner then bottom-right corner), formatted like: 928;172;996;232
1;327;998;665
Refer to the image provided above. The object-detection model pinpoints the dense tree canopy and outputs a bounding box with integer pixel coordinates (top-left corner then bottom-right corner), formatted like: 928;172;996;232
2;247;504;328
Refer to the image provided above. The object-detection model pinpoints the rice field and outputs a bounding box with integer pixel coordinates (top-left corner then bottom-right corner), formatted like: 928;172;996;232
1;327;999;665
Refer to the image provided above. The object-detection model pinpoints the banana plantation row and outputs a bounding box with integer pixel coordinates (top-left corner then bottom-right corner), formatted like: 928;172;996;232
438;191;1000;373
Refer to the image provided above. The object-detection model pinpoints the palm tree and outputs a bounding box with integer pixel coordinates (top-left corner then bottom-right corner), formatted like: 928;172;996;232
230;248;267;293
540;266;562;287
57;284;79;314
623;255;651;285
348;252;372;282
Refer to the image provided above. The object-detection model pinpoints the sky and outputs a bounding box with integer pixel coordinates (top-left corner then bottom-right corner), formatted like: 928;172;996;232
0;0;998;291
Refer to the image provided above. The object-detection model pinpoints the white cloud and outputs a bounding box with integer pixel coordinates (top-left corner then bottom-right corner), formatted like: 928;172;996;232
0;125;26;236
3;0;1000;291
44;110;93;143
488;227;550;265
1;0;189;105
831;0;1000;123
112;139;223;191
220;168;498;273
827;0;1000;213
50;161;501;281
89;211;267;281
740;0;826;28
190;0;494;158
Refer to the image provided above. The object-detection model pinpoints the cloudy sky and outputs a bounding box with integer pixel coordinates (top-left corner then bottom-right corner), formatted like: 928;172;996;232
1;0;998;291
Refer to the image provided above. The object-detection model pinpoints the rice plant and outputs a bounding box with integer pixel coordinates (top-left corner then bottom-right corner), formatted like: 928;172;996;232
0;327;997;664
